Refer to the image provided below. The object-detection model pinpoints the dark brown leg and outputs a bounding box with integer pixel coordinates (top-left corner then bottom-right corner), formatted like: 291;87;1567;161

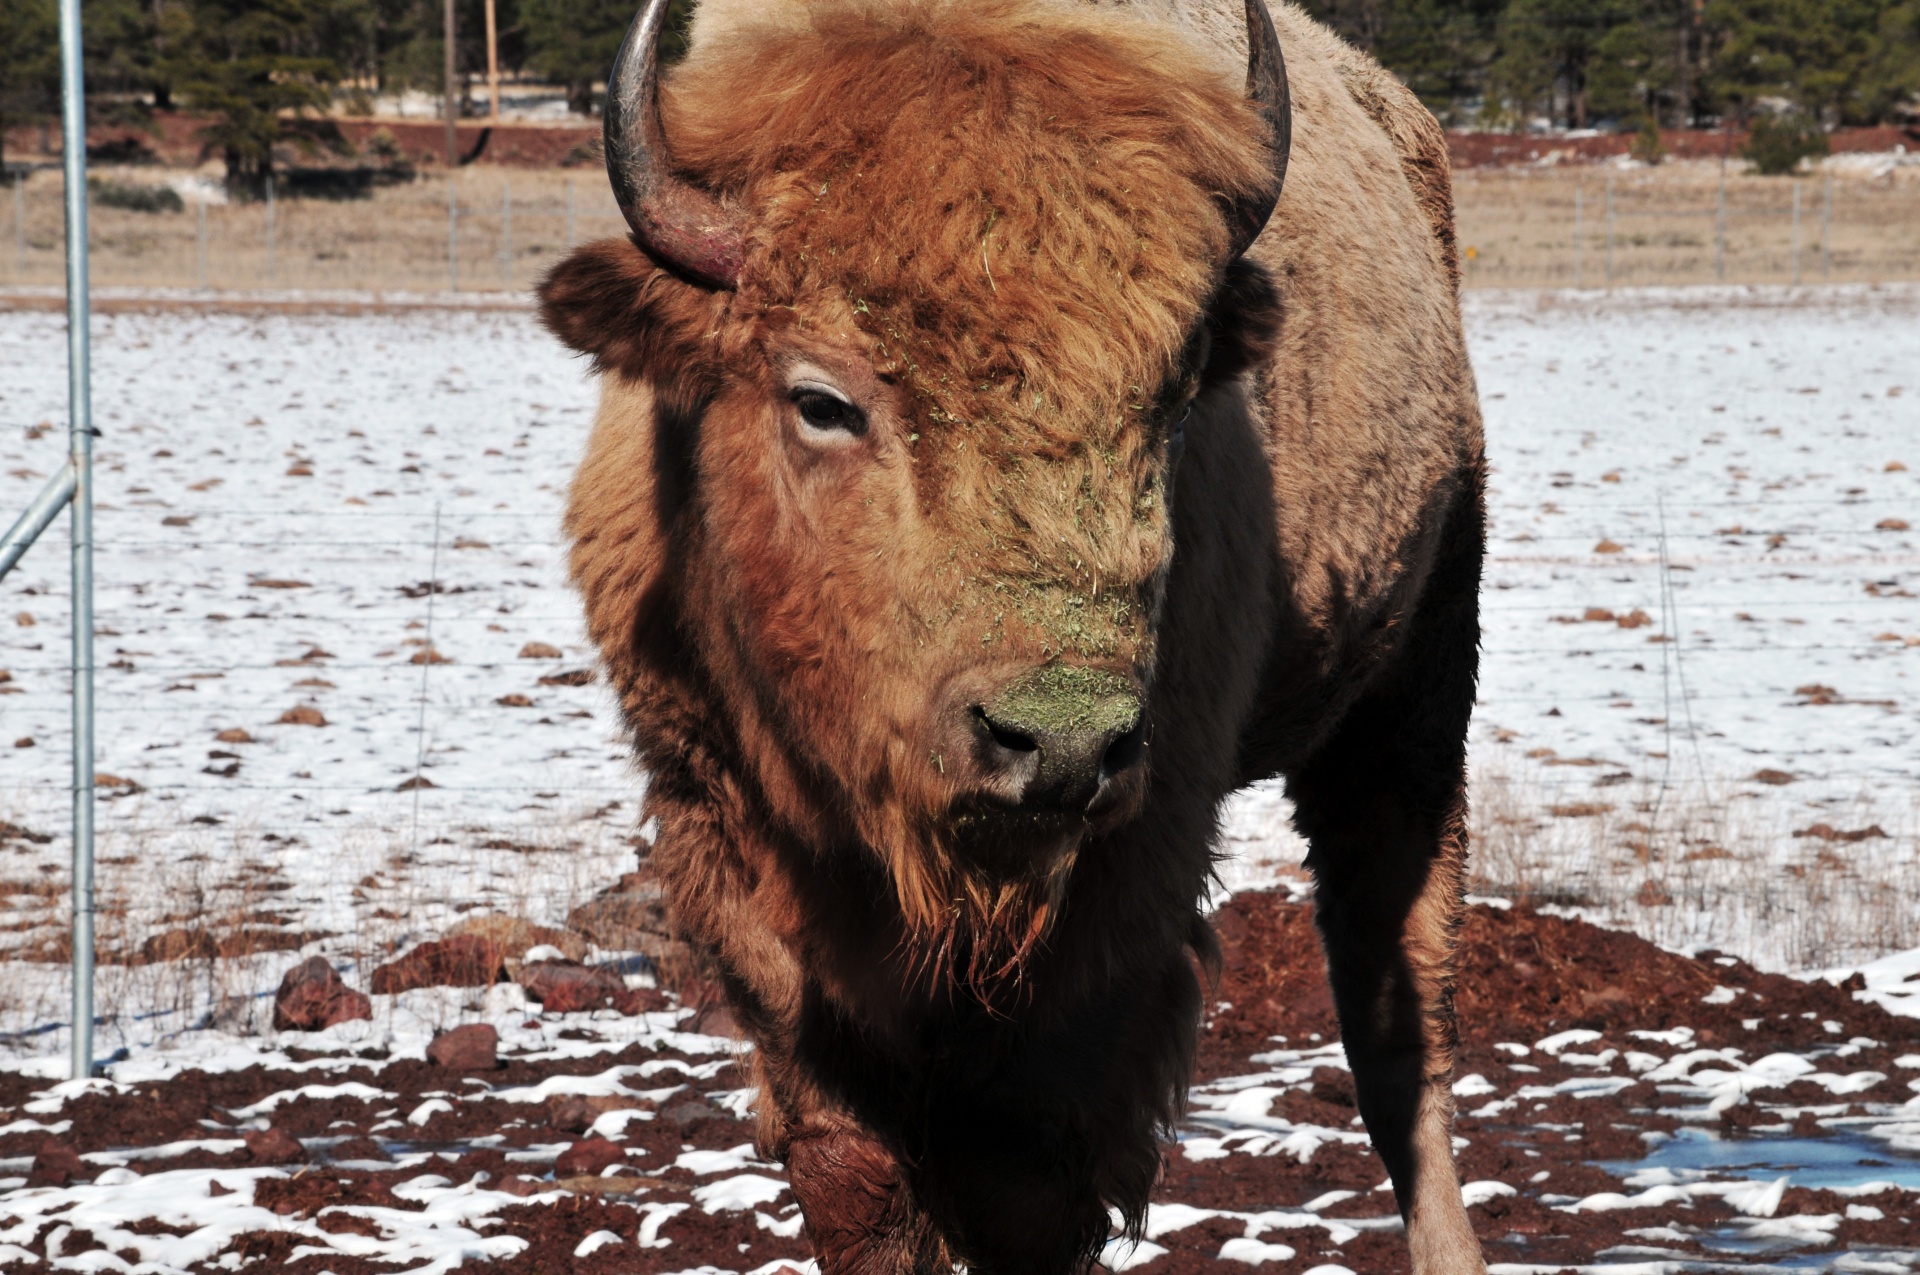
1286;482;1487;1275
785;1119;947;1275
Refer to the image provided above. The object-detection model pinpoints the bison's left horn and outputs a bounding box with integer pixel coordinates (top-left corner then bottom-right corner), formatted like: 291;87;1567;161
1228;0;1291;259
603;0;745;289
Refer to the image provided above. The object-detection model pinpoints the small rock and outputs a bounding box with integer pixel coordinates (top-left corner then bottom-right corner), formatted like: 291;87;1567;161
367;934;506;994
496;1174;547;1197
518;960;665;1015
244;1126;307;1165
448;914;589;968
546;1093;641;1134
427;1023;499;1070
328;1136;391;1163
554;1137;626;1178
215;728;254;744
517;642;563;659
27;1140;86;1187
663;1099;717;1126
273;956;373;1032
276;705;326;727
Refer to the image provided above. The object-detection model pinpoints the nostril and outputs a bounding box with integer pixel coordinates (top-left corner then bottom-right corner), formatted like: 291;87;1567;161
974;706;1039;754
1100;723;1145;780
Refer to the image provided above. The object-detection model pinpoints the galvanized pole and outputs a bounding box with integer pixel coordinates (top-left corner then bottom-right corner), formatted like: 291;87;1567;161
501;179;511;289
1714;175;1726;282
565;178;574;249
56;0;97;1082
1573;186;1583;289
13;173;23;278
1605;176;1615;287
196;198;207;290
1822;172;1832;279
1791;179;1801;287
446;178;458;292
265;175;275;287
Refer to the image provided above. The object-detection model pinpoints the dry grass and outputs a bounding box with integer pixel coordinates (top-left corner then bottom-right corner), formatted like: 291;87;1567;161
1469;755;1920;971
5;156;1917;297
3;167;625;295
1456;158;1920;289
0;789;641;1050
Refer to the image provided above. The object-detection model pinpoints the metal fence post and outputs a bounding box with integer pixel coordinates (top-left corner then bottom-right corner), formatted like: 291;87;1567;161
265;175;276;287
1714;175;1726;282
565;178;575;250
501;179;512;289
1605;176;1615;287
1822;172;1833;279
57;0;97;1082
1573;186;1583;289
447;178;458;292
13;173;23;278
1791;179;1802;287
196;198;207;290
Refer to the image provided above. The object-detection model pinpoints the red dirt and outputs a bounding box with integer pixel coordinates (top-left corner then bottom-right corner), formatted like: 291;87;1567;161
1;893;1914;1273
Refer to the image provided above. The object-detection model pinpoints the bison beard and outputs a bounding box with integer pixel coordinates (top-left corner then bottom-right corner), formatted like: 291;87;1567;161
541;0;1488;1272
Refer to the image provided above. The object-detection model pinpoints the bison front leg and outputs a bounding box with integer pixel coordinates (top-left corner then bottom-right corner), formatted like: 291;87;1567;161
1286;495;1487;1275
784;1118;947;1274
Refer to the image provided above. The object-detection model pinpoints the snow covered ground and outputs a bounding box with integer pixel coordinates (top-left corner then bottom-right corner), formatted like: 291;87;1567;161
1;283;1917;1053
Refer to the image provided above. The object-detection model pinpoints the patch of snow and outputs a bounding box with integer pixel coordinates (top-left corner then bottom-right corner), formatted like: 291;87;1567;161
573;1230;622;1257
1218;1237;1296;1264
691;1173;787;1214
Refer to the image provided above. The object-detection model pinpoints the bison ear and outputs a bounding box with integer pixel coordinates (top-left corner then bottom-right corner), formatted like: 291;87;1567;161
537;237;721;386
1201;257;1283;389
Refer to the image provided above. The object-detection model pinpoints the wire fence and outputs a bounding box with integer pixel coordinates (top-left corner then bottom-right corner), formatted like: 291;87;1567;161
5;167;626;296
1;190;1917;1065
3;159;1918;296
1457;164;1920;288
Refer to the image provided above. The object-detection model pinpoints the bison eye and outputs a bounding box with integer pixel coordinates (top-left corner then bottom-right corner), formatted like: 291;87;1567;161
791;386;866;437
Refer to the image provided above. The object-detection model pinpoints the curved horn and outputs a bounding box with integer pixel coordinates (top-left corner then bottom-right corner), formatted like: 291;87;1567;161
1228;0;1290;259
603;0;745;289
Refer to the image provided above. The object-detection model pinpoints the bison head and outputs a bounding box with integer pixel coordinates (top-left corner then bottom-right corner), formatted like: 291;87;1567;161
543;0;1288;987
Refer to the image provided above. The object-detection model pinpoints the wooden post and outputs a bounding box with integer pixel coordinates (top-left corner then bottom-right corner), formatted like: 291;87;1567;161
443;0;458;168
484;0;501;122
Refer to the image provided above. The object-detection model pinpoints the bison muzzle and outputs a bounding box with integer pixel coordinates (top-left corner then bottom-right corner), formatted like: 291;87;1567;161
539;0;1488;1271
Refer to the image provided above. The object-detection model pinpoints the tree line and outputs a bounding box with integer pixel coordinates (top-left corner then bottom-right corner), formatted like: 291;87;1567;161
1;0;1913;187
0;0;694;185
1301;0;1918;130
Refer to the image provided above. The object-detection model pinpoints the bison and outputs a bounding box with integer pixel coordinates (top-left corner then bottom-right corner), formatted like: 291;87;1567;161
539;0;1486;1270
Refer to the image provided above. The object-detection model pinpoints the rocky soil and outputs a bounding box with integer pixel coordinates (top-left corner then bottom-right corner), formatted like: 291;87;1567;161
2;892;1916;1273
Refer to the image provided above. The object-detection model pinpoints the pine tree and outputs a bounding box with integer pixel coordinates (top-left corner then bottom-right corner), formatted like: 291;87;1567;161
0;0;60;172
521;0;690;115
167;0;342;194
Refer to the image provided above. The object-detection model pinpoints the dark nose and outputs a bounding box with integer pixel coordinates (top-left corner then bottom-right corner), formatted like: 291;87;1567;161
970;666;1146;813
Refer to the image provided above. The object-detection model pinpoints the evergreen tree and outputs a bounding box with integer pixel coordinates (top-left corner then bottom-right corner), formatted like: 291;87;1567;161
521;0;689;115
0;0;60;171
166;0;342;193
1704;0;1900;125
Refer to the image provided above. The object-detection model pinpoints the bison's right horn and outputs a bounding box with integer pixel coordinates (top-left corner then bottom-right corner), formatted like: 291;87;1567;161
1228;0;1291;259
603;0;745;289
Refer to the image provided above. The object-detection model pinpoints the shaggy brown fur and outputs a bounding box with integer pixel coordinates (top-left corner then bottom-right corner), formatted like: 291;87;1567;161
541;2;1486;1272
